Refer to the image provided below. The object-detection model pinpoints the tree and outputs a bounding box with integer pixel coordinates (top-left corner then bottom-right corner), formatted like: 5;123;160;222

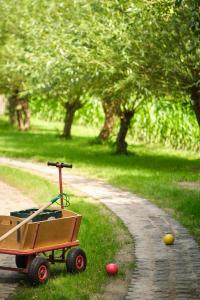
82;1;155;152
139;0;200;126
1;0;198;144
0;0;37;130
19;0;96;138
0;0;94;135
175;0;200;125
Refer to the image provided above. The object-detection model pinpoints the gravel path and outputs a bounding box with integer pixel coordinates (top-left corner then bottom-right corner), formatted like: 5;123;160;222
0;181;35;300
0;158;200;300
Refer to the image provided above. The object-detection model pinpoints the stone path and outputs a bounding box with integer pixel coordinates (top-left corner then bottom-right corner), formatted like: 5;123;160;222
0;181;35;300
0;158;200;300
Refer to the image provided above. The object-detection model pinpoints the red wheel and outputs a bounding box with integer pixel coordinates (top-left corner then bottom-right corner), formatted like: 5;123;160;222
38;264;48;282
66;248;87;273
75;255;84;270
28;257;49;286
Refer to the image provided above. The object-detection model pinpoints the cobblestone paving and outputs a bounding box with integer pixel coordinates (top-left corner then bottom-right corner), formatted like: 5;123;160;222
0;181;35;299
1;158;200;300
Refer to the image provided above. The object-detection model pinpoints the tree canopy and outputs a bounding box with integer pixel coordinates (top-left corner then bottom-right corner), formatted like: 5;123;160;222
0;0;199;150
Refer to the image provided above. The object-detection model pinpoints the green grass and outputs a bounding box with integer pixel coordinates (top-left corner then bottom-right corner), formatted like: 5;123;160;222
0;117;200;243
0;165;132;300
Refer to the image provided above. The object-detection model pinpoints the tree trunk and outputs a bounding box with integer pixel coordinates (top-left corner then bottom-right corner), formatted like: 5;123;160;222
63;100;82;138
191;87;200;127
8;92;18;126
7;89;30;131
22;99;31;130
16;109;24;130
16;99;30;131
98;100;117;141
116;110;134;154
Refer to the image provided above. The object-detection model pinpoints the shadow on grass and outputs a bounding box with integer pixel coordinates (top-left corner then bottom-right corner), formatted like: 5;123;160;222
0;119;199;176
1;118;200;244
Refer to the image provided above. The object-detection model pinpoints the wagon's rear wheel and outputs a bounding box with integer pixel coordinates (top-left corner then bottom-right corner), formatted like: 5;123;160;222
15;255;28;268
66;248;87;273
28;257;50;286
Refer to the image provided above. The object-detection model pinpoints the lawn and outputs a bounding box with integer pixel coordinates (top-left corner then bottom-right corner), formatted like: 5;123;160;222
0;165;132;300
0;117;200;244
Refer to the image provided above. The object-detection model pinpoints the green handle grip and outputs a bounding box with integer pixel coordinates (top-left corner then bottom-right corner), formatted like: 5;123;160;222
51;193;65;204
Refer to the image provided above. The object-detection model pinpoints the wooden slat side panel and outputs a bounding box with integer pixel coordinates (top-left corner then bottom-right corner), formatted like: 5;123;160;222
62;210;78;218
71;216;82;241
0;212;82;251
30;217;78;249
0;216;23;250
22;223;38;250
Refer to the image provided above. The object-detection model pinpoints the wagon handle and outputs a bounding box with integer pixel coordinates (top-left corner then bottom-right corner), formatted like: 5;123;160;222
0;193;64;244
47;162;72;168
47;162;72;209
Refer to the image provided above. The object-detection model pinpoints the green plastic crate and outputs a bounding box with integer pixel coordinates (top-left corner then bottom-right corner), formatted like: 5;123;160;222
10;208;62;222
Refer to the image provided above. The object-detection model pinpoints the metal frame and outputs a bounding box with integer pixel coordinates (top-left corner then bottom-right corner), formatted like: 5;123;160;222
0;241;79;274
0;241;79;255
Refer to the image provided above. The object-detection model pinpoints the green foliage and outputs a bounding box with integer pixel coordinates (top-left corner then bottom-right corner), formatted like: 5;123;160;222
0;0;95;104
129;98;200;151
0;0;199;100
30;96;104;127
175;0;200;33
30;96;64;122
0;0;199;145
142;0;199;94
75;98;104;128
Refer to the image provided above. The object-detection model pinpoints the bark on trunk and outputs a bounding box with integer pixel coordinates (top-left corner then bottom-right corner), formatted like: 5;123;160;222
98;100;117;141
191;87;200;127
116;110;134;154
16;99;31;131
8;89;30;130
63;100;82;138
8;92;18;126
22;100;31;130
16;109;24;130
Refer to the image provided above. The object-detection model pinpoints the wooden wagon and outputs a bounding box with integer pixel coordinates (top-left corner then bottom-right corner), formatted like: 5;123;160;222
0;162;87;285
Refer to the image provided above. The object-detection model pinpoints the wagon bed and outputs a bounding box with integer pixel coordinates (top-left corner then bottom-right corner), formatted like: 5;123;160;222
0;161;87;285
0;209;81;255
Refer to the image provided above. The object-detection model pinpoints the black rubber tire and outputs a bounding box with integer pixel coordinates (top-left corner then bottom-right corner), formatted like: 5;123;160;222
15;255;28;268
28;257;50;286
66;248;87;273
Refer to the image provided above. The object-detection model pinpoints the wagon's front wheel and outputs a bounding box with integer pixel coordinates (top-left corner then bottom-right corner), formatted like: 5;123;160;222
66;248;87;273
28;257;50;286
